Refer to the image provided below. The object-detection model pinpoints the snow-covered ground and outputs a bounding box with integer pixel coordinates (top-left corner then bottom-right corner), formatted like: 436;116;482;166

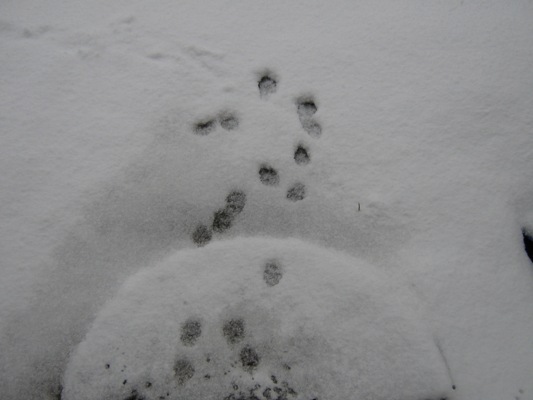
1;1;533;399
63;238;452;400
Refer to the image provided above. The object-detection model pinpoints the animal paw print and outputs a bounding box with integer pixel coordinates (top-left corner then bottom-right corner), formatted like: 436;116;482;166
7;65;416;400
172;314;299;400
192;190;247;246
62;238;453;400
255;75;320;202
193;111;240;136
189;73;323;247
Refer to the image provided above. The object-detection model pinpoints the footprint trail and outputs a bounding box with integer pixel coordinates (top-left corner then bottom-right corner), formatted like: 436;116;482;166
63;238;452;400
1;70;410;400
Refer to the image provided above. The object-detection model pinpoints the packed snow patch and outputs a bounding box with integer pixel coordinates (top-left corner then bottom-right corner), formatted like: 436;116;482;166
63;237;451;400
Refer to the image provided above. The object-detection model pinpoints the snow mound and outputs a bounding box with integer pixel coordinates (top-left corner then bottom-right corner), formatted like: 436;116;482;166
63;237;451;400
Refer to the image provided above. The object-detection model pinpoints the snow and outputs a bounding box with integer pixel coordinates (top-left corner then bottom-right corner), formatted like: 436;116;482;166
63;237;451;400
1;1;533;400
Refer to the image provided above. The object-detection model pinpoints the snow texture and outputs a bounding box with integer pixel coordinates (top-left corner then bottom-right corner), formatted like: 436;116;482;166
1;1;533;400
63;237;451;400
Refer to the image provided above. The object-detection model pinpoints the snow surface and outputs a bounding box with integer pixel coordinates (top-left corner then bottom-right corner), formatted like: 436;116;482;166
63;237;451;400
1;1;533;399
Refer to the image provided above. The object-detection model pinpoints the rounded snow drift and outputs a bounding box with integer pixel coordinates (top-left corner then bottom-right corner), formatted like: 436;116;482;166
63;237;451;400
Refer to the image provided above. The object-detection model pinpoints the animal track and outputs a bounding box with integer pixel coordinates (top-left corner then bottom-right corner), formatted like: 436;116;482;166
296;100;317;118
287;183;306;202
192;190;247;246
1;69;417;400
213;208;235;233
226;191;247;214
297;98;321;138
188;72;323;246
193;119;216;135
259;165;280;186
180;319;202;346
258;75;277;98
223;319;246;344
63;238;453;400
193;112;240;135
219;112;239;131
174;359;195;385
239;345;260;371
263;261;283;287
300;120;321;138
192;224;212;247
294;145;310;165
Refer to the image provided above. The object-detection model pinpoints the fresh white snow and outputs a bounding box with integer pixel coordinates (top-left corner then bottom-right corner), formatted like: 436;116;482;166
1;1;533;399
63;237;451;400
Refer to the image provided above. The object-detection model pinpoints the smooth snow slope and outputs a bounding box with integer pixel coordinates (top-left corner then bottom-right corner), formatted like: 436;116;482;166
1;1;533;400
